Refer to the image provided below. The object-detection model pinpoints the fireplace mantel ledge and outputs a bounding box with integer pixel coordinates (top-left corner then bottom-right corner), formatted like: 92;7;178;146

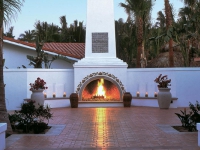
132;97;178;100
74;58;128;67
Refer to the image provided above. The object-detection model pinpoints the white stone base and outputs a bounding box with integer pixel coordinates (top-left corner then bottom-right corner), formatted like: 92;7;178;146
44;100;70;108
197;123;200;147
0;123;7;150
131;97;178;108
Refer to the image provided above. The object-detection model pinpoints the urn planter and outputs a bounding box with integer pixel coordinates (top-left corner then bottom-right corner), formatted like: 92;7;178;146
157;88;172;109
31;89;45;107
123;92;132;107
70;93;78;108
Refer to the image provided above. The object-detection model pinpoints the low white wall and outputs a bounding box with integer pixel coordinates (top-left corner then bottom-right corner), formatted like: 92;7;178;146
4;68;200;110
0;123;7;150
127;68;200;107
4;69;74;110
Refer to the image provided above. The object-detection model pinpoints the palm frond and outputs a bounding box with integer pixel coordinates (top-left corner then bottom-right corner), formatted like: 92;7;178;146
1;0;24;26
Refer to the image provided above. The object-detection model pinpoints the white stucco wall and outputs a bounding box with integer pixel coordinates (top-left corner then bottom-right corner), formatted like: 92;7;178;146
4;69;74;110
4;70;27;110
3;42;75;69
127;68;200;107
127;68;176;97
4;68;200;110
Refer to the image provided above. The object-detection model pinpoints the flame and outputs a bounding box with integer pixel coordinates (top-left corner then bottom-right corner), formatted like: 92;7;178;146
95;78;106;98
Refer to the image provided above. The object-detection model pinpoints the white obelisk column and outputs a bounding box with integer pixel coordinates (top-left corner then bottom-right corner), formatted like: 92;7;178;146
74;0;127;66
85;0;116;58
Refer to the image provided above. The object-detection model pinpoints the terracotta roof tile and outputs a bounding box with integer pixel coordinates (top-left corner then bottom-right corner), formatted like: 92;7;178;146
3;36;85;59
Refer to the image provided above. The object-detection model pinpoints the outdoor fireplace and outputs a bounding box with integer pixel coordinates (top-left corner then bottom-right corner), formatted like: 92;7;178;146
73;0;128;105
82;78;120;101
76;72;126;102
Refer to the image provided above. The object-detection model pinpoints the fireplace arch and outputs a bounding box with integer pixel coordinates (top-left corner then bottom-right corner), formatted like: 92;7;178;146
76;72;126;101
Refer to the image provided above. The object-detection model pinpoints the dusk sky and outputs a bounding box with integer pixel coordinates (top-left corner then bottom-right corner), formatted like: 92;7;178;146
7;0;183;38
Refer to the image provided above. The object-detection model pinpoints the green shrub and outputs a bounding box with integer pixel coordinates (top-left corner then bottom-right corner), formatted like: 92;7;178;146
175;101;200;131
9;100;53;133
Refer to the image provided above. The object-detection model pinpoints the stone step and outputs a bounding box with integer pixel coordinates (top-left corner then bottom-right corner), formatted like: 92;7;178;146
24;97;178;108
78;101;124;108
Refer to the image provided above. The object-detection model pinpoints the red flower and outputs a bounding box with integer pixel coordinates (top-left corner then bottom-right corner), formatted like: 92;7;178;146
154;74;171;88
29;77;48;91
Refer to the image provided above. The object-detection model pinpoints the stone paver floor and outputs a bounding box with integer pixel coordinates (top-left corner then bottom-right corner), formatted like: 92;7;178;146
6;107;199;150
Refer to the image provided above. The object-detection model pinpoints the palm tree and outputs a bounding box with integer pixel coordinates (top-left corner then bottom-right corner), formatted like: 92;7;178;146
4;26;15;38
34;21;48;42
156;11;166;29
34;21;60;42
18;30;36;42
164;0;174;67
177;0;200;65
115;18;137;67
72;20;85;43
60;15;68;42
120;0;153;68
0;0;24;135
181;0;197;7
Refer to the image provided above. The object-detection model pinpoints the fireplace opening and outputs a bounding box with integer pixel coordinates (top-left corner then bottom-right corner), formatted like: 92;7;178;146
82;78;120;101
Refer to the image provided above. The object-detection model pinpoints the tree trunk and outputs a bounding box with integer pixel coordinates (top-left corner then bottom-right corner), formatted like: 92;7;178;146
165;0;174;67
136;17;143;68
137;45;142;68
0;2;13;134
169;38;174;67
0;27;13;135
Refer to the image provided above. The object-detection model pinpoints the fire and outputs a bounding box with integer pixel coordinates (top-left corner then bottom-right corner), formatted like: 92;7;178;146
82;78;120;101
95;78;106;98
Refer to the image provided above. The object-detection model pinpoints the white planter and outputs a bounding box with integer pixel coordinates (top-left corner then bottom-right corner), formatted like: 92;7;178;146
31;89;44;107
0;123;7;150
157;88;172;109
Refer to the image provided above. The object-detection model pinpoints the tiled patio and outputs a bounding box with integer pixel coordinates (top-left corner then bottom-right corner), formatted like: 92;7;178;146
5;107;199;150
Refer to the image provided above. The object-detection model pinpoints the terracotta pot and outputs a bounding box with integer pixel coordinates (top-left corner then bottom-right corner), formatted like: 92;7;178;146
157;88;172;109
123;92;132;107
70;93;78;108
31;89;44;108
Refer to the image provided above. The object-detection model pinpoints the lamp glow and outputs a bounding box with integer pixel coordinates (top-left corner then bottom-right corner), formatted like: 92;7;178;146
63;92;66;97
145;92;148;97
136;91;140;97
53;93;56;98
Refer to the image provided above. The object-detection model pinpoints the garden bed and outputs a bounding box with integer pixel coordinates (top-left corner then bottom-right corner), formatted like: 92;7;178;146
12;125;51;134
8;100;53;136
172;126;197;132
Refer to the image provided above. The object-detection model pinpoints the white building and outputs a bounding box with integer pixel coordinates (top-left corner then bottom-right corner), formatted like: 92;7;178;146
3;36;85;69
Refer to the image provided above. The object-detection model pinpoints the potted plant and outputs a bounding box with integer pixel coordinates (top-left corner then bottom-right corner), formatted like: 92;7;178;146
30;77;48;107
154;74;172;109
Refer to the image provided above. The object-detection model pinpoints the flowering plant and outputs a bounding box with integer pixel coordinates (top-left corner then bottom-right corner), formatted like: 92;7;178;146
29;77;48;91
154;74;171;88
